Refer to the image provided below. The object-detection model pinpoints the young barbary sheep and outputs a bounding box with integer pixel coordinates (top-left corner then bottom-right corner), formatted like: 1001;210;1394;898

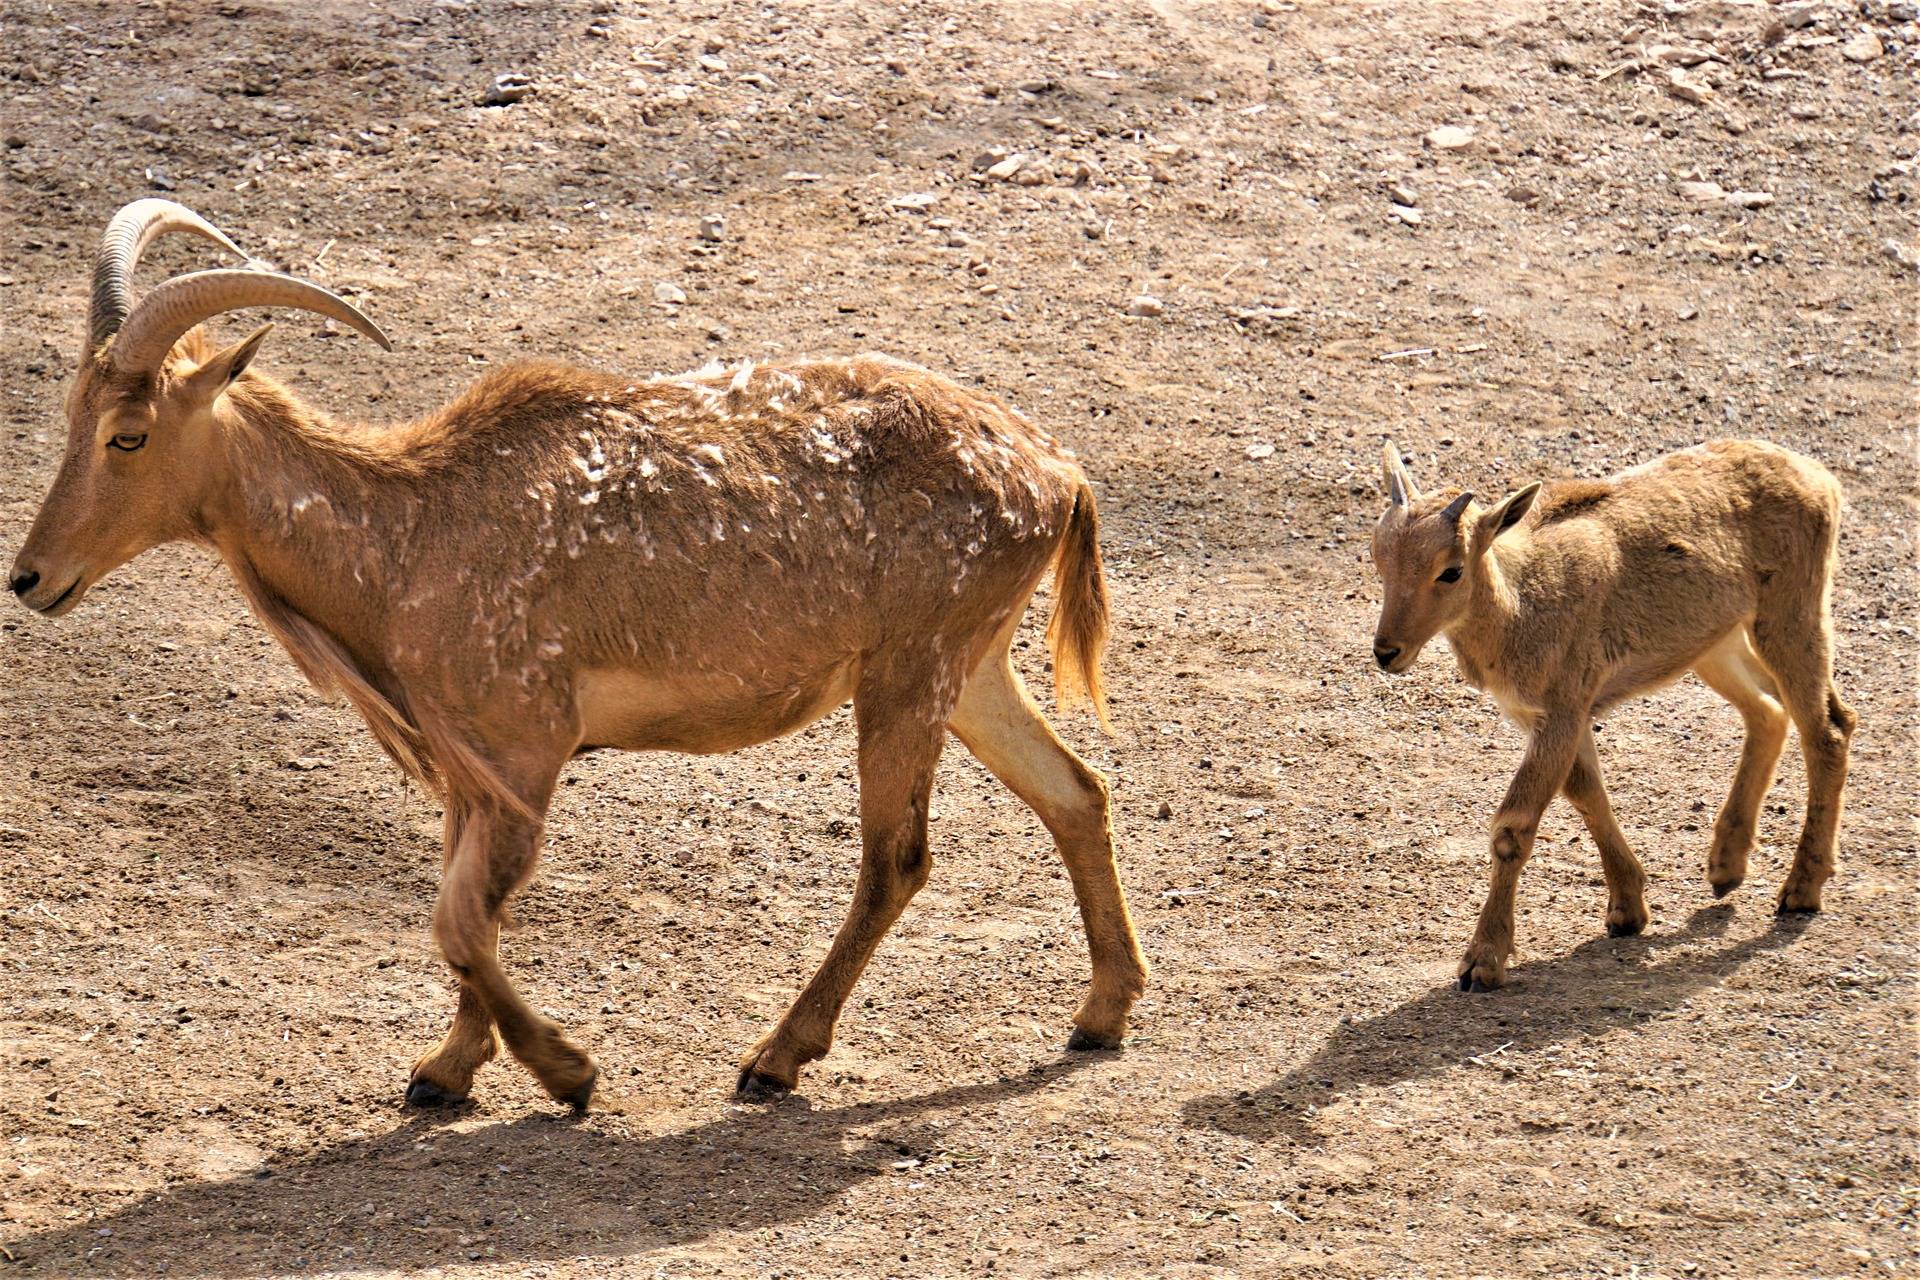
1370;439;1855;991
9;200;1148;1109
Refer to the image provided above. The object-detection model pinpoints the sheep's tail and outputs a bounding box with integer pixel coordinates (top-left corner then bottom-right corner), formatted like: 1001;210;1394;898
1045;480;1112;731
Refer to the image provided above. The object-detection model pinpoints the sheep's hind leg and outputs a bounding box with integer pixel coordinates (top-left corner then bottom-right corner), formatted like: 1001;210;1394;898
1750;613;1855;914
736;658;951;1098
1692;632;1789;900
949;647;1146;1050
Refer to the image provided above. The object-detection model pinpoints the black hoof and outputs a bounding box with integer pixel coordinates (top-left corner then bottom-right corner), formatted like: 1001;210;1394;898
558;1068;598;1115
735;1067;790;1102
1607;918;1647;938
1711;878;1743;899
405;1077;468;1109
1459;978;1494;994
1776;901;1821;917
1457;974;1472;992
1066;1026;1122;1052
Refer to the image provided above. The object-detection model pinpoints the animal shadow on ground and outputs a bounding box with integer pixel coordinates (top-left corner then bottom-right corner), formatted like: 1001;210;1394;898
1184;904;1811;1144
4;1059;1099;1277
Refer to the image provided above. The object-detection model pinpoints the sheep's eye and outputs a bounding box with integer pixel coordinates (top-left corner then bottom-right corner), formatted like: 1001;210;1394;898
107;433;148;452
1436;565;1463;584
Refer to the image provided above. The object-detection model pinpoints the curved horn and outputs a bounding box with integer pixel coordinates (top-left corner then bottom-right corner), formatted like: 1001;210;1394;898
109;269;392;373
90;200;248;351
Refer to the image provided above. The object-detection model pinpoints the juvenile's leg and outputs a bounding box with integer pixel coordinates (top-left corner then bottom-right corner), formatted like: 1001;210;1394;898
949;651;1147;1050
1751;615;1855;914
737;663;950;1097
1692;634;1789;898
432;799;598;1110
1561;728;1649;938
1460;709;1585;992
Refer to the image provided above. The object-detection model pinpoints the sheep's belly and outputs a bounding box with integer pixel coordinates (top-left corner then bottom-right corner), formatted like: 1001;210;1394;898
574;660;858;754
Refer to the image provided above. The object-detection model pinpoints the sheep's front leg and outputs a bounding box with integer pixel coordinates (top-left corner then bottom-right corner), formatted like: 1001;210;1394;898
1459;709;1585;992
1561;728;1650;939
408;940;500;1106
430;796;597;1111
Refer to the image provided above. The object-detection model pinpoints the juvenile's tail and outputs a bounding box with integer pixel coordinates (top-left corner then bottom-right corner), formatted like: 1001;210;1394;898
1046;480;1112;729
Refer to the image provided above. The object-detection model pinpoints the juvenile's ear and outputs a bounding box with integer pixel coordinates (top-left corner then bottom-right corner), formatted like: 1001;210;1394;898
184;323;274;399
1471;482;1542;553
1380;440;1420;506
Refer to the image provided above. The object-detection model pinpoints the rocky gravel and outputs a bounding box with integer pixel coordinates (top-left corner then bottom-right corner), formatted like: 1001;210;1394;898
0;1;1914;1276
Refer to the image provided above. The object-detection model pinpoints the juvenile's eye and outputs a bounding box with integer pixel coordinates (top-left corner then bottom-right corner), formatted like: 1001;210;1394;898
107;433;148;452
1436;565;1463;584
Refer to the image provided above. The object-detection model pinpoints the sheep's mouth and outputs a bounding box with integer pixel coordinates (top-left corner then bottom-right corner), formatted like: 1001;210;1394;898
32;578;84;617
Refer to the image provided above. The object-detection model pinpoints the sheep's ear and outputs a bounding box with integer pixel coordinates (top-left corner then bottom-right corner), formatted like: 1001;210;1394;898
1380;440;1419;506
1473;482;1541;552
184;323;274;400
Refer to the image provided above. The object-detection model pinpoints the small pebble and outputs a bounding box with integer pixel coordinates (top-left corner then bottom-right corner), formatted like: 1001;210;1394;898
1841;30;1883;63
483;73;533;106
1424;125;1474;151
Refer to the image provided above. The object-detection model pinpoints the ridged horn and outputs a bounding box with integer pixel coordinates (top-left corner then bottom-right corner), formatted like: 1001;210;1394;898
90;200;247;352
109;269;392;374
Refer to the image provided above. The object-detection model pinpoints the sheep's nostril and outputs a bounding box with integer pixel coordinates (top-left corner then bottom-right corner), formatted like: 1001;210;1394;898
1373;644;1401;669
9;569;40;598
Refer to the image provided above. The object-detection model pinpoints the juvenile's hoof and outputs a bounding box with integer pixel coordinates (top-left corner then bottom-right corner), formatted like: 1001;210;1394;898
1066;1026;1123;1052
1711;877;1744;899
1775;899;1822;917
735;1066;791;1102
405;1077;469;1109
1607;917;1647;938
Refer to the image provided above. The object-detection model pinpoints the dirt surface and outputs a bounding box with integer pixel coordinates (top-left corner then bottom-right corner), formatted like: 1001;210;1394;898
1;1;1916;1276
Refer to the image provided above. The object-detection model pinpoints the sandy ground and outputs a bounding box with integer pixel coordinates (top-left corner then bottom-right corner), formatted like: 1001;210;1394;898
1;1;1915;1276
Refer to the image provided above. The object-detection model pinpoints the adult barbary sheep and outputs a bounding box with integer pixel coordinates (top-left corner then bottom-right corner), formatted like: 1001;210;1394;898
1370;440;1854;991
10;200;1148;1110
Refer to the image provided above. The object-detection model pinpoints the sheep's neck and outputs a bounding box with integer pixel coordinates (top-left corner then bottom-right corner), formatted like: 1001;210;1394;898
1446;538;1526;691
200;373;418;665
